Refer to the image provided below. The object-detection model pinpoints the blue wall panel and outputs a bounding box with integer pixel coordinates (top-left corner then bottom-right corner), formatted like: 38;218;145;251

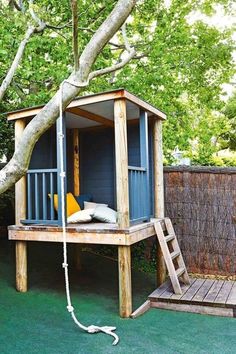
80;128;115;209
127;124;140;166
30;125;56;169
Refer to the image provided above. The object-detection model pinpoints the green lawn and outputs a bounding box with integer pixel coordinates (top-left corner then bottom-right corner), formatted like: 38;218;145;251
0;239;235;354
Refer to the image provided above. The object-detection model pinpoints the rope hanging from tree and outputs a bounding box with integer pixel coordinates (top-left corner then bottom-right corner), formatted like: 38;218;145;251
58;79;119;346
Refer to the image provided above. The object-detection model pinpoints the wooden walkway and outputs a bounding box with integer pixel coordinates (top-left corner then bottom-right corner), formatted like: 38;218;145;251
131;277;236;319
148;277;236;317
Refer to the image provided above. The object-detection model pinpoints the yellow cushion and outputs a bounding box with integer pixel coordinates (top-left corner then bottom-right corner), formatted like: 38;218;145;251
49;192;81;217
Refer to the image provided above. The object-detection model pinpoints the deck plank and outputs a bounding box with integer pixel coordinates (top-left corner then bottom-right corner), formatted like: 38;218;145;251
159;286;175;299
149;280;171;299
214;281;234;304
171;278;196;300
181;279;205;301
203;280;224;303
192;279;215;302
226;282;236;306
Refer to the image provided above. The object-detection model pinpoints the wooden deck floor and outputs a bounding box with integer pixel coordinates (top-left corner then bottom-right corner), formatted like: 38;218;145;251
8;220;162;245
148;277;236;318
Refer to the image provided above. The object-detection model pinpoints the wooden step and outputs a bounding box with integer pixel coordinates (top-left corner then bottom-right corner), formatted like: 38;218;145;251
165;234;175;242
176;267;185;278
171;251;180;260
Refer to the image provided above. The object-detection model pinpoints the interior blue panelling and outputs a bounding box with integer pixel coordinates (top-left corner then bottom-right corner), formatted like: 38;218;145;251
29;125;56;169
80;127;115;209
127;124;140;166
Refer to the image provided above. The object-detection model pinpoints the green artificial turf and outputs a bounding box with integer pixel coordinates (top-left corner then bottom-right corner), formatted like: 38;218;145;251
0;239;236;354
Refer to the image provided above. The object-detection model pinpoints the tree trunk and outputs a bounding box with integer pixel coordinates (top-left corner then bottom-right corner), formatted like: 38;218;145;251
0;0;136;195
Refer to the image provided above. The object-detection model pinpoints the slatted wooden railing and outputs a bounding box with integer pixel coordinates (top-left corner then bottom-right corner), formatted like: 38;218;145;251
24;169;58;224
128;166;150;223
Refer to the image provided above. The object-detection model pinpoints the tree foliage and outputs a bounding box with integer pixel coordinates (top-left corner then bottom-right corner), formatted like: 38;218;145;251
221;92;236;150
0;0;235;165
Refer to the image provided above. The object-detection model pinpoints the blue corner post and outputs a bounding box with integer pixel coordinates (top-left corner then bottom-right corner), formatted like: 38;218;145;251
56;113;67;226
139;110;150;220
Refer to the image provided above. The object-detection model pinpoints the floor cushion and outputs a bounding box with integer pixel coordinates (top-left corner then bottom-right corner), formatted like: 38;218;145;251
92;205;117;223
67;208;95;223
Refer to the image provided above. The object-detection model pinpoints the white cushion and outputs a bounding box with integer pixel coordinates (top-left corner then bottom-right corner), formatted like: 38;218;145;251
84;201;108;210
67;208;94;223
93;206;117;223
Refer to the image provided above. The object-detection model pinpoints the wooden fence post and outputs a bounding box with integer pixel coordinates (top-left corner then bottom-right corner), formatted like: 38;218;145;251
15;118;27;292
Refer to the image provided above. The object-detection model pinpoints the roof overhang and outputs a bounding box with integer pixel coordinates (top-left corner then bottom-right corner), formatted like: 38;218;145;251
6;89;166;122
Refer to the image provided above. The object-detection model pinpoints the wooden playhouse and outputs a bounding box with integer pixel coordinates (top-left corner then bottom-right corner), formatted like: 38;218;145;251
7;88;236;319
8;89;167;317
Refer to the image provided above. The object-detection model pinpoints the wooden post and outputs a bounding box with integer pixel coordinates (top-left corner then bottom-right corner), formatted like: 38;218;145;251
118;246;132;317
153;118;166;285
114;98;129;229
73;129;80;197
15;119;27;292
73;129;82;270
114;98;132;317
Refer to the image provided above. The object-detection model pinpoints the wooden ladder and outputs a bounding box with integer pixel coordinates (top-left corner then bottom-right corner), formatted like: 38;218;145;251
154;218;190;295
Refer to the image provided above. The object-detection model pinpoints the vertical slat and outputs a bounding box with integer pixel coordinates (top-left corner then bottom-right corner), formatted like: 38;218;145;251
50;172;55;220
34;173;39;220
42;172;47;220
128;171;132;220
131;171;135;219
133;171;140;219
141;171;145;217
27;173;32;220
137;171;140;219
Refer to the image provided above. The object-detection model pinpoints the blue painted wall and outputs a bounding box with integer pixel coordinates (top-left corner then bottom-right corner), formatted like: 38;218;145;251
79;124;154;216
28;121;154;220
30;125;56;169
79;127;115;208
127;124;140;166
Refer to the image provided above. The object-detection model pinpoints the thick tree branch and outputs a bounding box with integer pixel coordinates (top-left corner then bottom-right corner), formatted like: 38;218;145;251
0;0;137;194
28;0;45;29
0;26;35;101
89;22;136;80
0;0;46;102
89;49;135;80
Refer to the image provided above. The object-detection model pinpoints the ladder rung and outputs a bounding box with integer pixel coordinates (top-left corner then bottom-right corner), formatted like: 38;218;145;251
176;267;185;277
171;251;180;260
165;234;175;242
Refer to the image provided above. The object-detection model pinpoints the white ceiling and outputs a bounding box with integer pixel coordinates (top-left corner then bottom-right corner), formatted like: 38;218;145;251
65;99;150;129
66;114;100;128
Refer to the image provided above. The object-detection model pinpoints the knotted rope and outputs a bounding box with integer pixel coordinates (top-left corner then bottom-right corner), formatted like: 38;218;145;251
58;79;119;346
